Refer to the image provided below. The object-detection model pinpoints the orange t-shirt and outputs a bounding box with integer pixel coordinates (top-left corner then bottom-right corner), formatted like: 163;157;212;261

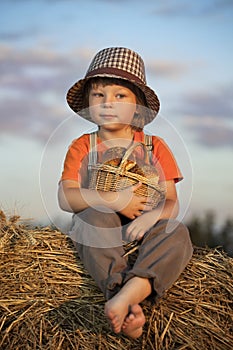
60;131;183;187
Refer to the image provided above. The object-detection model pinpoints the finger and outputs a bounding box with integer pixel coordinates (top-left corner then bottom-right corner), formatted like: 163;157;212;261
129;229;144;242
126;222;136;236
135;210;143;216
126;222;142;239
137;195;154;207
142;205;153;212
144;198;154;206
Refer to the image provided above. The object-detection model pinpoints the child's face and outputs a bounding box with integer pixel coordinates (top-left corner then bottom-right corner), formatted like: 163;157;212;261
88;83;137;130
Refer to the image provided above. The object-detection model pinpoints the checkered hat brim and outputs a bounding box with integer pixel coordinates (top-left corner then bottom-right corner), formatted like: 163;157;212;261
67;47;160;124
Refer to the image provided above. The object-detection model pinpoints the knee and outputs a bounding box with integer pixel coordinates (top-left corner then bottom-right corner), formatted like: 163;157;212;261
175;220;192;243
171;220;193;259
77;207;121;228
155;219;193;254
159;219;189;237
71;208;123;248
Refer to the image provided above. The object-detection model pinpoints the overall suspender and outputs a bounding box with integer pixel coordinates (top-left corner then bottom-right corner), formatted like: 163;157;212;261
88;131;153;167
88;131;98;169
143;133;153;163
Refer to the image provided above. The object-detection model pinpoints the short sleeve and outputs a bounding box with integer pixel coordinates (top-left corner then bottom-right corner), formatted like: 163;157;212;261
60;134;90;186
152;136;183;183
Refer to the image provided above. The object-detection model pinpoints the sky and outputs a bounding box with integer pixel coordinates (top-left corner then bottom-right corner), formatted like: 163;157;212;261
0;0;233;230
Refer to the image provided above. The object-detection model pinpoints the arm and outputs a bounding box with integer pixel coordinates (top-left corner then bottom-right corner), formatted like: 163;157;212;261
58;180;152;218
125;180;179;241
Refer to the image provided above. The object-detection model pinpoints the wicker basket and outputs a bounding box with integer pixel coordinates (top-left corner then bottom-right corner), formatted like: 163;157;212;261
88;142;165;208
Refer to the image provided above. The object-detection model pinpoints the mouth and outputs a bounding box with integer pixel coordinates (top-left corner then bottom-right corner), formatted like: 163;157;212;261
99;114;118;120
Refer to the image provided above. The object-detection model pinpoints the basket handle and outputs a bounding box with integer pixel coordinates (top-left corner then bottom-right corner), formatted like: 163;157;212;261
119;142;149;170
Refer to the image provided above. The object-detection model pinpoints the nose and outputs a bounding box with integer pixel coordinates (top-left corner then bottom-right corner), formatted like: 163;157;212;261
102;93;114;107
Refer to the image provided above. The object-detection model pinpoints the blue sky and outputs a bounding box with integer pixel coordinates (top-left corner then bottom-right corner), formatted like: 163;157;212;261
0;0;233;227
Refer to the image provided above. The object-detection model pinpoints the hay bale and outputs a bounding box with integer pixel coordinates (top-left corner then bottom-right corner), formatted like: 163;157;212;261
0;211;232;350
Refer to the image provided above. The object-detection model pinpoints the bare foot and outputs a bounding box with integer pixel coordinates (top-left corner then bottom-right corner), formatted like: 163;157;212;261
104;277;151;336
122;304;145;338
104;294;130;334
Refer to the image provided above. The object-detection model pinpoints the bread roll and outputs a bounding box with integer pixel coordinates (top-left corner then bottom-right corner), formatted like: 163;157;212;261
102;147;159;184
102;147;126;166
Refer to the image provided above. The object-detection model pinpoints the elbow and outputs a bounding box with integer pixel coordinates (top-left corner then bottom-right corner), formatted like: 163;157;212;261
58;196;70;213
58;199;69;212
57;188;73;213
171;199;179;218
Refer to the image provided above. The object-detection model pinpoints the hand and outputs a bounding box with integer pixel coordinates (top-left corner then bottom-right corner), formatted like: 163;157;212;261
125;211;158;241
117;182;153;220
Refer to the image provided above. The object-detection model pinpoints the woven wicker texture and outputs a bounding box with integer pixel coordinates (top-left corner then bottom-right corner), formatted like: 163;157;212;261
89;142;165;208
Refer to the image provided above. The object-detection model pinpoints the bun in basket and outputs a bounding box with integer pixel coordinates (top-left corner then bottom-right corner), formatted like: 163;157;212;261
102;147;126;167
102;147;159;183
89;143;165;208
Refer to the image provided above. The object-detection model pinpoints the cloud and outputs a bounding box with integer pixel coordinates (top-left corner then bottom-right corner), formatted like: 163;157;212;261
0;45;95;142
153;0;233;17
0;28;39;42
184;115;233;148
178;85;233;148
179;85;233;119
0;45;73;76
1;43;232;150
0;45;97;99
147;60;189;79
4;0;232;17
0;43;195;143
0;96;67;142
194;123;233;148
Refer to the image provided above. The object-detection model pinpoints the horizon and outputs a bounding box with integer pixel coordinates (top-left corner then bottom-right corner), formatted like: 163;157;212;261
1;0;233;229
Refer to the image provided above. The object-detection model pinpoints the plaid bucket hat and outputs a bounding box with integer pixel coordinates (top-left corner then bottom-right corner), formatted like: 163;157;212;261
66;47;160;124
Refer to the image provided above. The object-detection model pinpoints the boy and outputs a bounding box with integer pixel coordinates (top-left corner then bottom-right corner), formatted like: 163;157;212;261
58;47;193;338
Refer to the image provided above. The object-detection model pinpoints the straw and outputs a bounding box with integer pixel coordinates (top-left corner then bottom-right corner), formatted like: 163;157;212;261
0;211;232;349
